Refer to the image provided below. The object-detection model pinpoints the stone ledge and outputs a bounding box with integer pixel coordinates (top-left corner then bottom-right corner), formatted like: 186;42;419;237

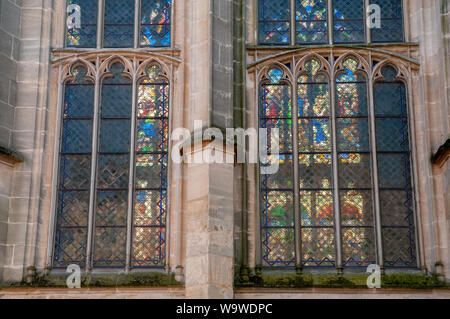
432;139;450;167
0;146;23;167
235;287;450;299
0;287;185;299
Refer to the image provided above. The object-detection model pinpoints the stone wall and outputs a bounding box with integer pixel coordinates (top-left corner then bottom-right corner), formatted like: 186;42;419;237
0;0;53;282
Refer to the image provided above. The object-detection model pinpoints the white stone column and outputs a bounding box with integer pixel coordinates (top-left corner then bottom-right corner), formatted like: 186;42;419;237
184;140;235;299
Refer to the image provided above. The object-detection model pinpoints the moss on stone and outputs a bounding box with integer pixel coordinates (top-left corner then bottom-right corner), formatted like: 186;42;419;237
236;271;448;289
2;272;182;288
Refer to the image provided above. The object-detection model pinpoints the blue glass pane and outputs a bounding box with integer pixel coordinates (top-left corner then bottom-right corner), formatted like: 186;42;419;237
140;0;171;47
370;0;403;43
99;120;131;153
101;85;132;118
295;0;328;44
104;0;135;48
333;0;365;43
61;120;93;153
258;0;291;45
54;66;93;268
374;68;416;267
66;0;98;47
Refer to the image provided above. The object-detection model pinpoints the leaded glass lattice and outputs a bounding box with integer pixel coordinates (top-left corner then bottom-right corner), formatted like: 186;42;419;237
103;0;135;48
93;63;131;267
333;0;365;43
54;66;94;268
140;0;172;47
66;0;98;48
298;59;335;267
258;0;291;45
374;66;416;267
132;67;169;267
336;58;375;267
295;0;328;44
260;68;295;266
370;0;404;43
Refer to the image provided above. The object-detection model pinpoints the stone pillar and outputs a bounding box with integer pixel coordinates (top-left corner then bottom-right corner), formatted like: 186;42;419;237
184;141;235;299
182;0;235;298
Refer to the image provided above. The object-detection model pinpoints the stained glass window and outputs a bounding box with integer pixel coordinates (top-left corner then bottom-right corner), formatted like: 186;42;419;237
333;0;365;43
374;66;416;267
103;0;135;48
54;66;94;267
133;65;169;267
370;0;404;43
259;66;295;266
297;60;335;266
66;0;98;48
259;58;416;270
259;1;404;45
258;0;291;45
336;58;375;267
295;0;328;44
65;0;172;48
140;0;172;47
54;62;170;270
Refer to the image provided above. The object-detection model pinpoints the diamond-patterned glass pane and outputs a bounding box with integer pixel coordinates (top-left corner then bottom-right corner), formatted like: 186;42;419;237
66;0;98;48
54;68;93;268
53;228;88;267
299;154;332;189
134;190;167;226
261;191;294;227
299;119;331;152
101;85;132;118
97;155;130;189
376;118;410;152
377;153;411;188
99;120;131;153
302;227;335;266
59;155;92;190
260;84;292;118
138;82;169;118
132;227;166;267
260;155;293;189
103;0;135;48
64;84;94;118
382;227;416;267
333;0;365;43
300;190;334;226
135;154;168;189
57;191;90;227
262;228;295;266
337;118;370;152
339;153;372;188
370;0;403;43
93;227;127;267
140;0;171;47
295;0;328;44
340;190;373;227
342;227;376;266
260;119;292;154
375;69;416;268
93;190;127;267
380;190;414;226
61;120;93;153
136;119;168;153
258;0;291;44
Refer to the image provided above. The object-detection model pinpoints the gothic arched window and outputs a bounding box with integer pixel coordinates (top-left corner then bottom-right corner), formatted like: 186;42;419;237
53;60;170;269
258;56;417;269
258;0;404;45
66;0;172;48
